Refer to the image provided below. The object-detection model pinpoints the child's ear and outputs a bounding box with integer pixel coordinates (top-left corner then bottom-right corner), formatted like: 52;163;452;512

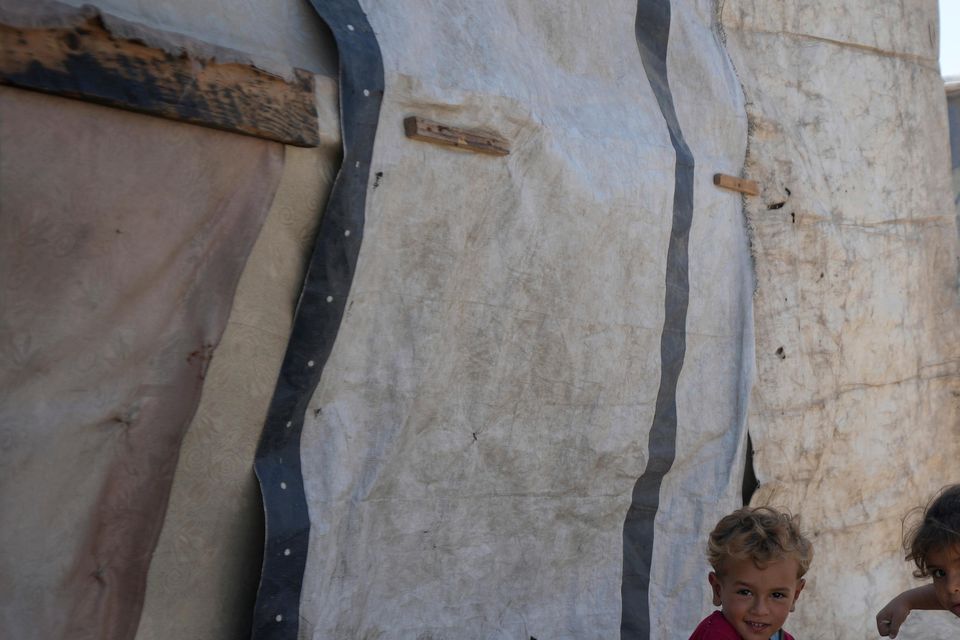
708;572;722;607
790;578;806;612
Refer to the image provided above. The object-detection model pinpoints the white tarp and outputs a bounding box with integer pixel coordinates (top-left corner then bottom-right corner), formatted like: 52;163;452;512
296;1;752;638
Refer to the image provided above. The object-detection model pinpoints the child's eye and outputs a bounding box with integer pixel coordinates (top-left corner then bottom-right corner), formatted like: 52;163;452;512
736;589;752;596
931;568;946;579
772;592;787;599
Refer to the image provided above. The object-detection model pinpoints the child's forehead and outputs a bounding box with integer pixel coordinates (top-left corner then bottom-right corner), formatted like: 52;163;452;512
719;554;802;578
926;544;960;564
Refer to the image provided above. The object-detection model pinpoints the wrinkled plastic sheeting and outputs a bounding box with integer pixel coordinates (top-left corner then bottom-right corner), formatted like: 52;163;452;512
722;1;960;638
0;87;283;640
296;1;753;638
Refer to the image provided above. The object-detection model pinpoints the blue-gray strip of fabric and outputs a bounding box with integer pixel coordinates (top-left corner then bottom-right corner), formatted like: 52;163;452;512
621;1;694;638
250;2;384;638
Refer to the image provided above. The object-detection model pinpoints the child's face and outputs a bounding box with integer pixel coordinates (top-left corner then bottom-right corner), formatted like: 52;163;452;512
926;544;960;618
709;556;805;640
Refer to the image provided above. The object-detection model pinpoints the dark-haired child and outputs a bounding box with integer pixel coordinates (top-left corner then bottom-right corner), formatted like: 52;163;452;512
876;484;960;638
689;506;813;640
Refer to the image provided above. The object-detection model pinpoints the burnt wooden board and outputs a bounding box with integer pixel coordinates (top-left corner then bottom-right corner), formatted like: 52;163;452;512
0;10;319;147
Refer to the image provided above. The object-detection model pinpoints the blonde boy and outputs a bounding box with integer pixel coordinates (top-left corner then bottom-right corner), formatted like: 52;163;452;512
689;507;814;640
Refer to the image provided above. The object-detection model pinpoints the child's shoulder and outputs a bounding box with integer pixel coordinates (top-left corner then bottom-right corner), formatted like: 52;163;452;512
688;611;741;640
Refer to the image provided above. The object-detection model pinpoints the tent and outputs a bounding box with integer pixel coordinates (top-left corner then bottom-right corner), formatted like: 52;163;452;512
2;1;959;638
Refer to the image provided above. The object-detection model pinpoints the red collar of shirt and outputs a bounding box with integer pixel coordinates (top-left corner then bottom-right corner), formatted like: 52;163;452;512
689;610;795;640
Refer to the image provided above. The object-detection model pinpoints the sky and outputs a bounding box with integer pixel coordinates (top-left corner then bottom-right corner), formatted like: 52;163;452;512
943;1;960;77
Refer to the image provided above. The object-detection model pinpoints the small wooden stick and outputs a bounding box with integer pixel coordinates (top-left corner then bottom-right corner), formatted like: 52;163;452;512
404;116;509;156
713;173;759;196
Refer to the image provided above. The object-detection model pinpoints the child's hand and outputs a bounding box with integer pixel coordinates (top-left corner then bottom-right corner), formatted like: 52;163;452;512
875;594;911;638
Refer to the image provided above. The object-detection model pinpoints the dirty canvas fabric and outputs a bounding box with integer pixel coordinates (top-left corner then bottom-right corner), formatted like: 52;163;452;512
721;1;960;639
0;87;282;640
134;70;342;640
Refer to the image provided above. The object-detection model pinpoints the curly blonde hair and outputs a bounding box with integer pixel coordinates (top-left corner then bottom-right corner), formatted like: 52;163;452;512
707;506;813;577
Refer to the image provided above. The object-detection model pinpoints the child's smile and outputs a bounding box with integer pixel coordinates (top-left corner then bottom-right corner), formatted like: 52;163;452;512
926;544;960;618
709;556;805;640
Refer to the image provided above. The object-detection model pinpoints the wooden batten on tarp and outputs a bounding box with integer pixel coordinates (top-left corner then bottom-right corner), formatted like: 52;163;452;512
0;4;320;147
404;116;510;156
712;173;759;196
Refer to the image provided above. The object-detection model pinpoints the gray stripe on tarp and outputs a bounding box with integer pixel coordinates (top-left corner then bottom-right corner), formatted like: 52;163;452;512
621;1;694;638
250;1;384;638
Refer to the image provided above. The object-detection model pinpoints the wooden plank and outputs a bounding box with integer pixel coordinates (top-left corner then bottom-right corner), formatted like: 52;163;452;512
404;116;509;156
713;173;759;196
0;9;319;147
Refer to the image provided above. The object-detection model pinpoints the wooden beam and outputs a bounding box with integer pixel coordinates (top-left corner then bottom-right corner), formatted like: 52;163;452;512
713;173;759;196
404;116;509;156
0;8;319;147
